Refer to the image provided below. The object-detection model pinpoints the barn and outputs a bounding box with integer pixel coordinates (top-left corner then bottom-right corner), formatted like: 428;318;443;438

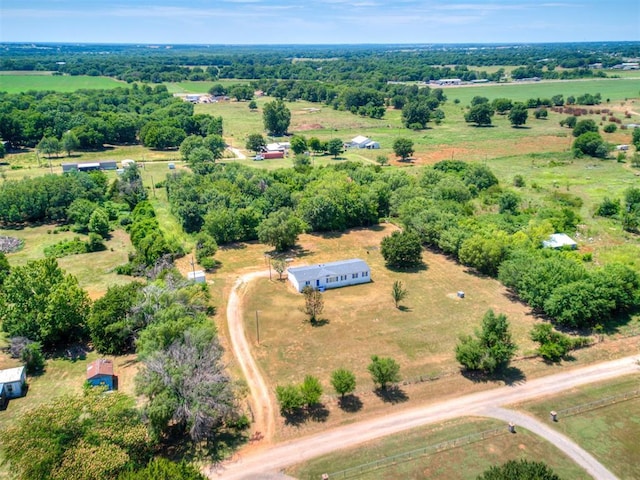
287;258;371;293
347;135;380;149
0;366;27;399
86;359;116;390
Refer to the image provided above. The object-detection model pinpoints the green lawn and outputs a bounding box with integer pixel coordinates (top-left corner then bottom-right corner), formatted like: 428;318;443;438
516;375;640;480
287;417;588;480
0;73;125;94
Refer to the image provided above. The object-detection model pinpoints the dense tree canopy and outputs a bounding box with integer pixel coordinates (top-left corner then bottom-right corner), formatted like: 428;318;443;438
262;99;291;136
0;258;91;347
2;389;153;480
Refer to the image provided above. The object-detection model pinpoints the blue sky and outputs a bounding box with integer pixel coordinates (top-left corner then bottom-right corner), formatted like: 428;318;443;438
1;0;638;44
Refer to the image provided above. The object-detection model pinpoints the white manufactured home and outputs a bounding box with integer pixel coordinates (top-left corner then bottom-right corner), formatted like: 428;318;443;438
0;366;26;399
287;258;371;293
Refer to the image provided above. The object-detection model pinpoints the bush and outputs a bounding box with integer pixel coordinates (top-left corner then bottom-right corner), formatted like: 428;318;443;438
20;342;45;373
595;197;620;217
44;238;89;258
513;175;525;188
603;123;617;133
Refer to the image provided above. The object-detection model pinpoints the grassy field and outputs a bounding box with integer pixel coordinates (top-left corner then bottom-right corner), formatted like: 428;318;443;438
287;417;589;480
0;225;134;298
0;73;125;93
165;79;255;94
515;375;640;479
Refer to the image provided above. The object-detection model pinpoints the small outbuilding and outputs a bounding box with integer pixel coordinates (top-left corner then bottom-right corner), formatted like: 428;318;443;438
86;359;116;390
188;270;206;283
287;258;371;293
347;135;380;149
543;233;578;250
0;366;27;399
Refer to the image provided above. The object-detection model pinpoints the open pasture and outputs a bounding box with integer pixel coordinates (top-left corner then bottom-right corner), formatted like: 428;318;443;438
515;375;640;480
287;417;588;480
0;73;124;94
441;78;640;105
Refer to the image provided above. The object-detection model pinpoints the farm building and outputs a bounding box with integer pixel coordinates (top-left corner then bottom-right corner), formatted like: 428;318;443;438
347;136;380;149
264;142;290;153
86;359;116;390
0;366;27;400
543;233;578;250
436;78;462;86
61;160;117;173
287;258;371;293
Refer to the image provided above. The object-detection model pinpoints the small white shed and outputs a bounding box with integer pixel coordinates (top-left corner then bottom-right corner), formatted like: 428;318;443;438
0;366;26;399
188;270;206;283
543;233;578;250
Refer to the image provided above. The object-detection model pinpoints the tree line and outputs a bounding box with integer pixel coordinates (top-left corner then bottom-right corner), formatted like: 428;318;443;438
0;85;222;150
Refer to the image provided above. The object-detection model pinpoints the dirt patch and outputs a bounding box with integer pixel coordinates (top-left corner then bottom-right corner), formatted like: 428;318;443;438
294;123;324;131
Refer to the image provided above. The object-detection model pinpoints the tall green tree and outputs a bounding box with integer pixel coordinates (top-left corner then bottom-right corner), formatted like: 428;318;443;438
88;207;111;238
37;136;62;158
88;282;142;355
263;99;291;136
331;368;356;399
380;230;423;269
290;135;308;155
508;103;528;127
245;133;266;153
61;131;79;157
326;138;343;158
367;355;401;391
393;137;414;161
257;208;305;252
465;103;495;126
300;375;323;407
0;258;90;347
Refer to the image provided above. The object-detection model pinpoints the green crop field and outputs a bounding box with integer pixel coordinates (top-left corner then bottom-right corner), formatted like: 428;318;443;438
287;417;588;480
0;73;125;93
515;375;640;479
442;78;640;105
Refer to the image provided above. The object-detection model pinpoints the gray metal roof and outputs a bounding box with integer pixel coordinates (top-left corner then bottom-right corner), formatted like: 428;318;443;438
0;366;25;383
288;258;369;283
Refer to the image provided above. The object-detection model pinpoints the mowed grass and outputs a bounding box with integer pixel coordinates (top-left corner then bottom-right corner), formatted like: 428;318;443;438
515;375;640;479
164;79;255;94
240;224;538;391
0;73;125;94
287;417;588;480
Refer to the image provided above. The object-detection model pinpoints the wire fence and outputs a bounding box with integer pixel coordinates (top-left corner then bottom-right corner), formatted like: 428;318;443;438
324;426;508;480
320;388;640;480
554;388;640;419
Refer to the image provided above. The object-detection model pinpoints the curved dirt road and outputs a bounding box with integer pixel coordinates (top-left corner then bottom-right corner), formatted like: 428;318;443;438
226;271;275;442
480;407;618;479
210;355;638;479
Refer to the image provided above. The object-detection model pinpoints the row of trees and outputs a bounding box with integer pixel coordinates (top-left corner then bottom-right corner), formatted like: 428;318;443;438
275;356;401;415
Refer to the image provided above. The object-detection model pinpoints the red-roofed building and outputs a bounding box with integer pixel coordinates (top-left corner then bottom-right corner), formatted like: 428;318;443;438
86;359;116;390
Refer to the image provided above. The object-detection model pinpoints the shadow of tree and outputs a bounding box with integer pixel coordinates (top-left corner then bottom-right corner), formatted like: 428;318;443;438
338;394;363;413
374;386;409;404
310;318;330;327
385;262;428;273
398;305;411;312
308;403;330;422
461;366;526;386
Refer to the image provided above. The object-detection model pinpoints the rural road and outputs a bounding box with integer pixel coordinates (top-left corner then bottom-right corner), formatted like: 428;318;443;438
226;271;275;442
479;407;618;480
213;271;639;480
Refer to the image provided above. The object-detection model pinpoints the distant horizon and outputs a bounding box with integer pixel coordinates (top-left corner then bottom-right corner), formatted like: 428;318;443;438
2;40;639;47
1;0;638;45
